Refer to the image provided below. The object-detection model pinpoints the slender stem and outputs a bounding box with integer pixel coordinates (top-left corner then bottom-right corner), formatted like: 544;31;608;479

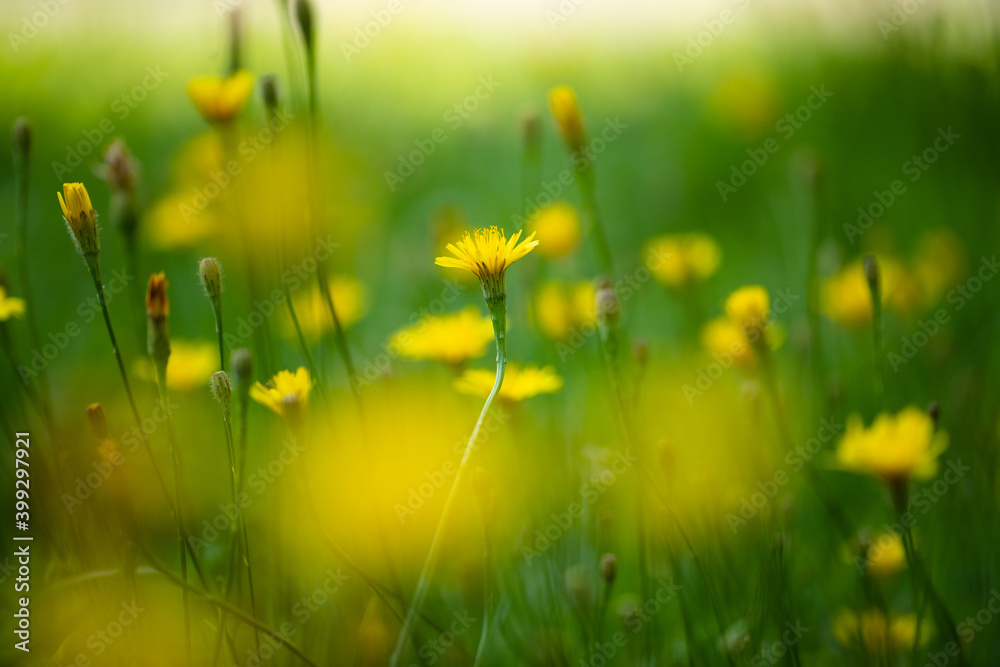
389;350;507;667
575;165;614;276
215;308;226;373
153;365;191;667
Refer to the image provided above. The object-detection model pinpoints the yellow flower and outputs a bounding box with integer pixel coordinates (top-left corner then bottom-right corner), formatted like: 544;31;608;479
645;233;721;288
133;341;216;391
822;257;924;328
724;285;770;341
435;226;538;301
250;367;313;418
864;531;907;579
455;364;562;402
548;85;584;153
187;70;254;124
534;281;595;340
57;183;99;258
835;407;947;483
832;610;919;654
0;286;26;321
913;229;966;306
288;276;367;340
389;307;495;364
529;203;580;258
700;316;785;369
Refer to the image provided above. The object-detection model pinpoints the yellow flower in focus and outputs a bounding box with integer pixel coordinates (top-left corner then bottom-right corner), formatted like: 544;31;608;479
832;610;919;655
835;407;947;483
187;70;255;124
529;203;580;259
455;364;562;402
645;233;721;288
0;287;26;321
548;85;584;153
57;183;100;258
290;276;367;340
865;531;907;579
724;285;770;340
250;367;313;418
435;227;539;285
534;281;595;340
134;341;216;391
389;307;494;365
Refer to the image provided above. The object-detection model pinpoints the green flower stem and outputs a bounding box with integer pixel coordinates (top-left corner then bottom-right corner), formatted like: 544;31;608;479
213;306;226;373
575;164;614;276
153;360;192;667
389;333;508;667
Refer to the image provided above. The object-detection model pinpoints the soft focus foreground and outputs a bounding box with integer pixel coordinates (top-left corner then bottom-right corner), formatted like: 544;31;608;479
1;0;999;665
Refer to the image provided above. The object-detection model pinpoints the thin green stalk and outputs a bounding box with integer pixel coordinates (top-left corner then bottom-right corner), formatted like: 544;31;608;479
473;512;495;666
215;308;226;373
389;351;507;667
153;363;192;667
575;165;614;276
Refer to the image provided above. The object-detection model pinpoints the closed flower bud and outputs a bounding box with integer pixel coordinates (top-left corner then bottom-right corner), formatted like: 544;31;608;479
96;138;139;193
548;85;585;155
211;371;232;414
594;281;620;328
863;255;880;295
927;401;940;428
295;0;316;57
199;257;223;312
86;403;108;441
12;117;31;157
261;75;279;114
146;272;171;363
599;553;617;586
57;183;100;262
231;348;253;393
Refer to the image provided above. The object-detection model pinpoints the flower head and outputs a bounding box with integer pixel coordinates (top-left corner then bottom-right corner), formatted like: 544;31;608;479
822;257;921;328
835;407;947;483
134;340;215;391
199;257;224;312
0;286;26;321
146;272;170;322
145;272;171;364
529;203;580;258
863;531;907;579
436;226;538;291
187;70;254;124
724;285;771;344
455;363;562;402
250;367;313;418
645;233;721;288
832;609;918;655
548;85;585;154
58;183;100;260
390;306;495;365
534;281;595;340
287;276;367;340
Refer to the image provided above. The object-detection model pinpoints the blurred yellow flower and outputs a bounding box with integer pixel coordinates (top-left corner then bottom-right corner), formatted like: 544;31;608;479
134;340;216;391
534;281;595;340
832;610;918;654
645;233;721;288
435;226;538;287
725;285;770;340
913;229;966;306
529;202;580;258
700;316;784;369
865;531;907;579
455;364;562;401
710;69;780;138
186;70;254;124
0;286;26;321
389;306;494;364
835;407;947;483
822;257;925;328
548;85;584;153
147;193;216;248
250;367;313;418
290;276;367;339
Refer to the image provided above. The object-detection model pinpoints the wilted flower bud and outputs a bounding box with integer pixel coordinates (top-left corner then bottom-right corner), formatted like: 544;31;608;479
12;118;31;157
96;139;139;193
211;371;232;414
146;272;171;364
57;183;100;263
199;257;223;313
594;279;620;329
599;553;617;586
548;85;584;155
86;403;108;440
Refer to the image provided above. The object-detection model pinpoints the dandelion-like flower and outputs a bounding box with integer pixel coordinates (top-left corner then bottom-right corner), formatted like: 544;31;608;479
187;70;255;124
835;407;947;484
863;531;907;579
529;203;580;259
724;285;772;348
57;183;100;261
0;286;26;321
389;307;495;365
822;257;922;328
454;363;562;402
533;281;595;341
250;367;313;419
645;233;721;288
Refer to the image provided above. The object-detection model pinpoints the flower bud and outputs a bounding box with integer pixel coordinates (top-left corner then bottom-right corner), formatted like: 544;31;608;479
199;257;223;313
863;254;880;296
231;348;253;395
57;183;100;262
12;117;31;157
594;280;620;329
548;85;584;155
260;74;279;115
295;0;315;58
86;403;108;441
599;553;617;586
96;138;139;193
146;272;171;364
927;401;940;428
632;337;649;369
211;371;233;415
